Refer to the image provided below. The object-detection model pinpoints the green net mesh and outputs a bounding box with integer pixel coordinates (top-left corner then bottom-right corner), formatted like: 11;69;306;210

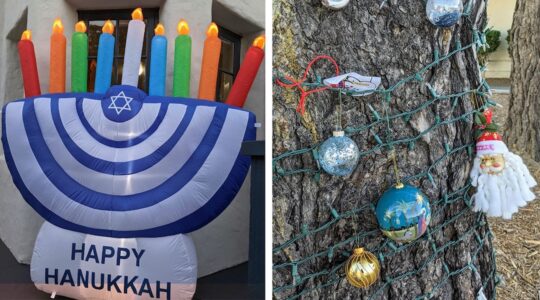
272;7;499;298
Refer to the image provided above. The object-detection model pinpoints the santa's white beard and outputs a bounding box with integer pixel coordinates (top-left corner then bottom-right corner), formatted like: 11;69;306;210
470;152;537;219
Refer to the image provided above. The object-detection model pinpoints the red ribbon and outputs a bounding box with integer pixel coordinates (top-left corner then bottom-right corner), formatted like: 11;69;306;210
275;55;340;115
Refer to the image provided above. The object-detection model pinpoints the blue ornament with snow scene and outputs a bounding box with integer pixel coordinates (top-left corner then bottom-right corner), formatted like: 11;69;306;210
375;184;431;243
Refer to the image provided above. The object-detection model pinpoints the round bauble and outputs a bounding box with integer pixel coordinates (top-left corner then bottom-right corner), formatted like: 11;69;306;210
426;0;463;27
318;131;360;176
345;247;380;288
321;0;350;10
375;184;431;243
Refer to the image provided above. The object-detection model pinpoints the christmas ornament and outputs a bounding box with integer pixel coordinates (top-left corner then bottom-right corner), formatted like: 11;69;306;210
323;72;381;97
426;0;463;27
376;184;431;243
345;247;380;288
318;130;360;176
317;88;360;176
321;0;350;10
469;113;537;219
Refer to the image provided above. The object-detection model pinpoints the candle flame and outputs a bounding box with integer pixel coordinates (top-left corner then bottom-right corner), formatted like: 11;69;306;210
132;8;143;20
154;23;165;35
206;22;218;38
253;35;265;49
52;18;64;34
75;21;87;33
102;20;115;34
177;19;190;35
21;30;32;41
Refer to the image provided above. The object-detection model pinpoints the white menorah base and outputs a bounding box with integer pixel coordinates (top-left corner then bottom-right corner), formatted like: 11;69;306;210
31;222;197;300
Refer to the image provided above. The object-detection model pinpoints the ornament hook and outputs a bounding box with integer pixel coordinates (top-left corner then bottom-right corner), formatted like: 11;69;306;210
336;89;343;132
391;149;403;188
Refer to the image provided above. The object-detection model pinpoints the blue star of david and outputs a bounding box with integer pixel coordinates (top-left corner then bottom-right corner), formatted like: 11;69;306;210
108;91;133;115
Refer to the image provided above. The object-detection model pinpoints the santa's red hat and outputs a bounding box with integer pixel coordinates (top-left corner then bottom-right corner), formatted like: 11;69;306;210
475;109;508;155
476;131;508;156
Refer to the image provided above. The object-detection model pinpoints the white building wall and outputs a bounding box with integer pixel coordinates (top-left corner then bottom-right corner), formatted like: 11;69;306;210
0;0;264;279
159;0;212;100
485;0;516;79
28;1;79;93
0;0;54;271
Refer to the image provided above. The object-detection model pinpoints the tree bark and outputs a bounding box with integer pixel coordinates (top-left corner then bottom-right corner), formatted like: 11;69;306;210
273;1;496;299
505;0;540;160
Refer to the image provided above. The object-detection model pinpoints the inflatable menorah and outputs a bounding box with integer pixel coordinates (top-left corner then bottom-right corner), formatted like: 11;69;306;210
3;8;262;300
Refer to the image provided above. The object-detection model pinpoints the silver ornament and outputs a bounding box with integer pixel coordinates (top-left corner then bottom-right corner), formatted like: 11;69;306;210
318;130;360;176
426;0;463;27
321;0;350;10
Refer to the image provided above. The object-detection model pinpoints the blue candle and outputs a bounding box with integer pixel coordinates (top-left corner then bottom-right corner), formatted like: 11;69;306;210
149;24;167;96
94;20;115;93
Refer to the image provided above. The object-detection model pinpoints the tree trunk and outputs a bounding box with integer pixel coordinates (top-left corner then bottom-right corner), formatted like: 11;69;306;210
505;0;540;160
272;1;496;299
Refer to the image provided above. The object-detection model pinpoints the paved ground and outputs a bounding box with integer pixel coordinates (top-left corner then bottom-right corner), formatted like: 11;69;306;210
0;240;254;300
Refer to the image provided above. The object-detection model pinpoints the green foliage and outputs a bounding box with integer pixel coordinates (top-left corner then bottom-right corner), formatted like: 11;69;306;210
474;111;487;126
473;110;500;139
480;29;501;55
506;29;512;54
477;28;501;66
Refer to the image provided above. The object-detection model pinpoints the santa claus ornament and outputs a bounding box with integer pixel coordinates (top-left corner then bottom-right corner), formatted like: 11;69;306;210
469;112;537;219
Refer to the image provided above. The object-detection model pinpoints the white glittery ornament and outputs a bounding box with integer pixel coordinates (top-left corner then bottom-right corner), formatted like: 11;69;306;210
426;0;463;27
321;0;350;10
318;130;360;176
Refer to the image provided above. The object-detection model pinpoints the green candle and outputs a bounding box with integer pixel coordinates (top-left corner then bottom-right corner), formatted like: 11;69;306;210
71;21;88;92
173;20;191;97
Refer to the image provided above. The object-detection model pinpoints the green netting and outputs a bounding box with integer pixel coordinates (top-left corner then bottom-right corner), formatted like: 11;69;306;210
272;5;499;299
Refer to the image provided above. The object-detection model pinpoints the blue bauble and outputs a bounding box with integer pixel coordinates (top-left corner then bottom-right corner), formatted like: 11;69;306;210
318;131;360;176
375;184;431;243
426;0;463;27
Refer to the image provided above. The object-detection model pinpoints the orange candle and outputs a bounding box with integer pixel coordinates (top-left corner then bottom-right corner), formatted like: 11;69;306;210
198;22;221;101
49;18;66;93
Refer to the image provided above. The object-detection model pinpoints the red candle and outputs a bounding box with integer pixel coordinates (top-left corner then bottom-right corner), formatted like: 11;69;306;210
18;30;41;97
225;35;265;107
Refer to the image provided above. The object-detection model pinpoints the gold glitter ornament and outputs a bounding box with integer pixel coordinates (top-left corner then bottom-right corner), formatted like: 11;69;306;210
344;247;380;288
